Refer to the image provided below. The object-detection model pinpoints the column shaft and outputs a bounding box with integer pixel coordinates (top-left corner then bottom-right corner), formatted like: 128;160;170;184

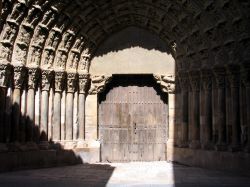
0;88;6;142
12;88;21;142
181;90;188;147
40;90;49;142
246;86;250;151
26;88;35;141
53;92;61;140
78;93;85;140
65;93;73;140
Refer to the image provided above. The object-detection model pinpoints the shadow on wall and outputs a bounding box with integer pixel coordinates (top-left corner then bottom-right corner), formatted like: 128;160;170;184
0;97;116;185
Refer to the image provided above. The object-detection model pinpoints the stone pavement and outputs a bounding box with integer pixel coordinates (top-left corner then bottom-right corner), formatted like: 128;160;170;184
0;161;249;187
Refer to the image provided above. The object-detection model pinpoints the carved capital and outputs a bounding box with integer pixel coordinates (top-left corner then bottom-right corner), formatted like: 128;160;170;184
79;73;90;94
153;74;175;94
41;70;53;91
213;67;226;89
189;71;200;91
241;64;250;88
178;71;189;91
54;71;66;92
27;67;39;89
67;73;77;93
88;75;112;95
13;66;26;89
0;64;12;87
201;69;213;91
227;65;240;88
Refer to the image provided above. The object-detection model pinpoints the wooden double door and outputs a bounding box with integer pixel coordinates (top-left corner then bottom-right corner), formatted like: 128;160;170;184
99;75;168;162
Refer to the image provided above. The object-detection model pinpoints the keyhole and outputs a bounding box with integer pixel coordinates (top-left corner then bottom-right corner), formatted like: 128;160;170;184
134;123;136;134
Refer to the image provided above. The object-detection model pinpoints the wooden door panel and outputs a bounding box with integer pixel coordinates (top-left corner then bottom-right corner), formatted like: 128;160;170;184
99;76;167;162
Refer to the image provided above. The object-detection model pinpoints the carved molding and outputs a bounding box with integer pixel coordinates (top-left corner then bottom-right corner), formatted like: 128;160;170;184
13;66;26;89
88;75;112;95
41;69;53;91
79;73;90;94
54;71;66;92
153;74;175;94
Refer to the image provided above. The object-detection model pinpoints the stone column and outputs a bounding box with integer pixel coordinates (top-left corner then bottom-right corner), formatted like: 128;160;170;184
179;72;189;147
53;71;65;141
0;64;10;151
227;65;241;151
200;69;213;149
12;66;26;142
77;74;89;146
213;67;227;150
40;70;53;148
65;73;76;142
242;64;250;152
213;67;227;151
26;68;39;142
189;71;200;149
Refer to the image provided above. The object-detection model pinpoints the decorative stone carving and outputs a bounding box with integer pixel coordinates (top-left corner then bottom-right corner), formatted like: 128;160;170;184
201;69;213;91
79;73;90;94
79;47;91;72
227;65;240;88
67;73;77;93
153;74;175;94
41;70;53;91
189;71;200;91
13;66;26;89
0;64;11;87
8;1;26;24
89;75;112;95
178;71;190;91
27;68;39;89
241;64;250;88
213;67;226;89
54;71;66;92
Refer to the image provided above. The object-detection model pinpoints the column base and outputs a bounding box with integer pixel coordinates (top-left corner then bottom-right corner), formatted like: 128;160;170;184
189;141;201;149
77;140;87;148
201;143;214;150
0;143;8;152
25;142;39;151
215;144;227;151
228;145;241;152
178;142;189;148
39;141;49;150
244;145;250;153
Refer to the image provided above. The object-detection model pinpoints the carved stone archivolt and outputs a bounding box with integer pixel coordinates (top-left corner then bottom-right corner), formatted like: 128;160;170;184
153;74;175;94
88;75;112;95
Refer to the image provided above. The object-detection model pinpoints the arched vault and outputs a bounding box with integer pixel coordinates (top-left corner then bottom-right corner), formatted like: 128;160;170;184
0;0;249;74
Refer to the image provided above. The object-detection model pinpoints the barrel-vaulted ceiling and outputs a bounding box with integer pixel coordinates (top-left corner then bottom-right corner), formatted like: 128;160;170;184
0;0;249;73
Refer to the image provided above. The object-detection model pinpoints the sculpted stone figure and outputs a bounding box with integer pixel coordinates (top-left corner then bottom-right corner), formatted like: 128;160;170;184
153;74;175;93
9;1;26;23
89;75;112;95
